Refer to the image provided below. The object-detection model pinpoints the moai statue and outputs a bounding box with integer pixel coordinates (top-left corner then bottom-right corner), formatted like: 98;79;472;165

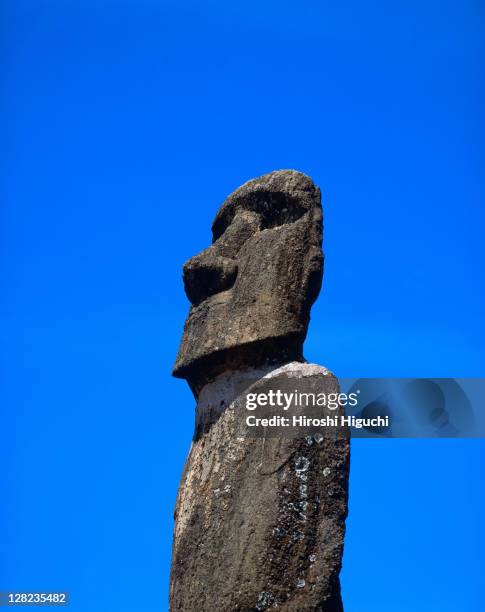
170;170;350;611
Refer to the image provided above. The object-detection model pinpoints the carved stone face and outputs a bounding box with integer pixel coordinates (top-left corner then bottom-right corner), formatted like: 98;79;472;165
173;170;324;395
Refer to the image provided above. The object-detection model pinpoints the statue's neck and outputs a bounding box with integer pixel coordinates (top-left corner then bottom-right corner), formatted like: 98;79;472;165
194;362;296;439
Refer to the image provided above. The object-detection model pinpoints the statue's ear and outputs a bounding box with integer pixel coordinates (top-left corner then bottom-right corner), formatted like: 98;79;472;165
300;201;324;317
302;245;324;313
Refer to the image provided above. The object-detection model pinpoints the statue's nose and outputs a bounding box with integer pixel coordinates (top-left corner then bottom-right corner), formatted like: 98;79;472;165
183;248;238;305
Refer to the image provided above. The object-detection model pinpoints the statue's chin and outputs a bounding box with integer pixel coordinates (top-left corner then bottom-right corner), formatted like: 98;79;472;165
172;332;306;398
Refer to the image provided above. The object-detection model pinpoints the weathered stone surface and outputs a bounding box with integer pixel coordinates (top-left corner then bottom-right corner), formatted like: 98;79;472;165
170;171;350;611
173;170;323;396
170;363;349;611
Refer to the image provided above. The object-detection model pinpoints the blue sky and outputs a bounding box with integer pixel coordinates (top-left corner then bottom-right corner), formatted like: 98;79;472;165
1;1;484;610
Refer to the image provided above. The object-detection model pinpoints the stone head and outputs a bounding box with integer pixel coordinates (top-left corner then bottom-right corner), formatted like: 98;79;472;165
173;170;324;396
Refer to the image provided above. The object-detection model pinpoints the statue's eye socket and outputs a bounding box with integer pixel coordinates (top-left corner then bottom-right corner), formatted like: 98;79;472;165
256;193;307;230
212;192;307;241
